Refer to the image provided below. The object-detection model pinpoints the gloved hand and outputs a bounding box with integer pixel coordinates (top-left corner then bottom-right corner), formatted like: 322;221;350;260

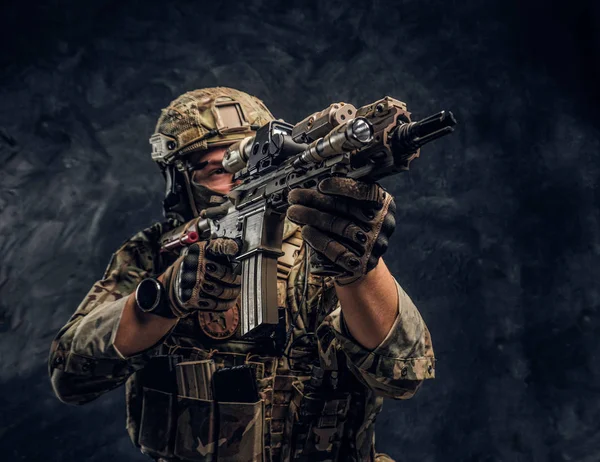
286;177;396;285
162;238;241;316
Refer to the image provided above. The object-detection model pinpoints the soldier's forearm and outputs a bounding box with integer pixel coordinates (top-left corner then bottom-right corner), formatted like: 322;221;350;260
114;273;178;358
334;258;399;350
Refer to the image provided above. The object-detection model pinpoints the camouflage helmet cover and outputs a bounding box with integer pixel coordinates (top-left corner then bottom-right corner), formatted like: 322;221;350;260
150;87;275;165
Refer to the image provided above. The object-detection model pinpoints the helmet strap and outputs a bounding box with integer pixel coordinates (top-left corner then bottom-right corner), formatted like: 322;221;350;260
178;164;200;218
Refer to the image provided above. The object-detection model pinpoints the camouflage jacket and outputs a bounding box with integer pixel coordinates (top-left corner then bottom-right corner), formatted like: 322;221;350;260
49;219;435;462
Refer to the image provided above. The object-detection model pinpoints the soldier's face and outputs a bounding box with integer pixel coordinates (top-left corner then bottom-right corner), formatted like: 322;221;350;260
190;146;236;195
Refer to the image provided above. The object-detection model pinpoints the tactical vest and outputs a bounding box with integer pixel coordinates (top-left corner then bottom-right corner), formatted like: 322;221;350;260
125;224;381;462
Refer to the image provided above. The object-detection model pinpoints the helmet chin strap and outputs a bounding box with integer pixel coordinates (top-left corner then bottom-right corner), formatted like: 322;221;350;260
180;169;200;218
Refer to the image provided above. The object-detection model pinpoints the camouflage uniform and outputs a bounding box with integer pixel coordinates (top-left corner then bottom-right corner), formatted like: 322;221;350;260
49;217;434;462
49;87;435;462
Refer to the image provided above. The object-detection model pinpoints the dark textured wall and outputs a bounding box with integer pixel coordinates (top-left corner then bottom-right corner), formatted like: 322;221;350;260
1;1;599;461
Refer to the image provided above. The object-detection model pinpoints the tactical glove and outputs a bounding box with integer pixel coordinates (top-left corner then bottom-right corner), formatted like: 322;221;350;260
287;177;396;285
162;238;241;316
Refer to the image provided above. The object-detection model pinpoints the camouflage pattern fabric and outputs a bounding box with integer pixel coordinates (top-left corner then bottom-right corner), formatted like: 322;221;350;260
154;87;275;157
49;219;435;462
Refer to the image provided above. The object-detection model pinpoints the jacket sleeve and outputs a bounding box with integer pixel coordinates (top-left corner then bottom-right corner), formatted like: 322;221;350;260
49;223;166;405
316;279;435;400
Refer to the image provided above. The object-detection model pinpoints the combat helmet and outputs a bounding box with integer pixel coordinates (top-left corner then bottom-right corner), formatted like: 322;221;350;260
150;87;275;223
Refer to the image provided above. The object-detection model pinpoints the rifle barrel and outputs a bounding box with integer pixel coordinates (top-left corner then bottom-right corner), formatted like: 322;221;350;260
393;110;457;153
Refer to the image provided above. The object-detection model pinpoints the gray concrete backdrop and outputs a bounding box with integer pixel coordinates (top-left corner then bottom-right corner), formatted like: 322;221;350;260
1;0;599;461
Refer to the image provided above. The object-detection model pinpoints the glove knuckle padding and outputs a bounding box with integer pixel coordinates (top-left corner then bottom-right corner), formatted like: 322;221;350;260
204;260;240;285
166;240;240;316
180;271;197;290
187;242;201;256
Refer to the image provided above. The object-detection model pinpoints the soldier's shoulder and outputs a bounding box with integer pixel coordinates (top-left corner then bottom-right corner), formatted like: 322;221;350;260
119;219;177;250
102;220;174;278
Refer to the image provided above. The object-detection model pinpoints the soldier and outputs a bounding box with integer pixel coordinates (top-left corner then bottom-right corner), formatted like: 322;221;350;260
49;87;435;462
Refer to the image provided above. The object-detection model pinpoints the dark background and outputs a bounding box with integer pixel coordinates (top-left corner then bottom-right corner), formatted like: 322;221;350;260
1;0;599;461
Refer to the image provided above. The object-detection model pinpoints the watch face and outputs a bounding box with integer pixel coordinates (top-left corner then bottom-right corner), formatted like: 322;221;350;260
136;278;161;312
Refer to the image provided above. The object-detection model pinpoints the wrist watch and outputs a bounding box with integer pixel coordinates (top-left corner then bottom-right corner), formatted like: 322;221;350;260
134;278;177;319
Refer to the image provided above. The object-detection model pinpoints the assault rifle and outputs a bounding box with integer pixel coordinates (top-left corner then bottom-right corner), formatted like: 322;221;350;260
160;97;456;337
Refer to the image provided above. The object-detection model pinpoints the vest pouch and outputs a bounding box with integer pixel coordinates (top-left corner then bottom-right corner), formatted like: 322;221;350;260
173;359;218;461
174;395;217;461
138;355;181;459
282;381;350;462
215;400;265;462
139;387;176;458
